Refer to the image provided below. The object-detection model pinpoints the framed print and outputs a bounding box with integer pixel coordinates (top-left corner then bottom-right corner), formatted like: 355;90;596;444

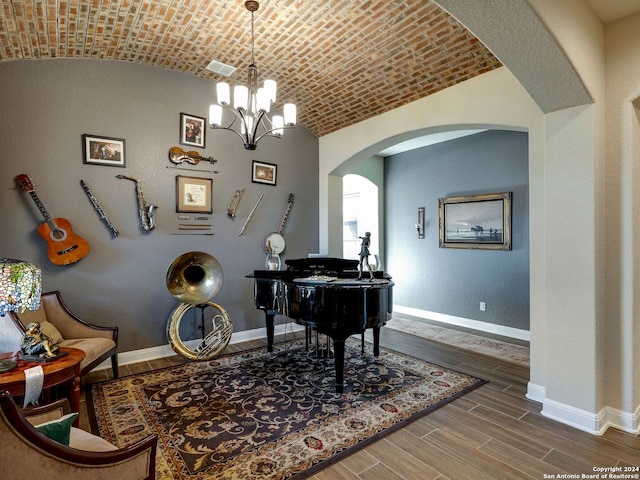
180;113;206;148
252;160;277;186
82;134;126;167
175;175;213;213
438;192;512;250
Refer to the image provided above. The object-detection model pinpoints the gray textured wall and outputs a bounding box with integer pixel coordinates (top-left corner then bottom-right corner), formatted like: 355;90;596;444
0;59;319;353
385;130;529;330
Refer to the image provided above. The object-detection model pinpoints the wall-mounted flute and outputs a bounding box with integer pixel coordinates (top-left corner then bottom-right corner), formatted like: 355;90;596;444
80;179;119;237
239;193;264;236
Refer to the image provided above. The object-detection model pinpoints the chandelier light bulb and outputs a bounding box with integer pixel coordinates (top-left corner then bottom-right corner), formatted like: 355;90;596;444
284;103;297;126
234;85;249;111
216;82;230;105
209;104;223;127
264;79;277;103
256;87;270;112
272;115;284;136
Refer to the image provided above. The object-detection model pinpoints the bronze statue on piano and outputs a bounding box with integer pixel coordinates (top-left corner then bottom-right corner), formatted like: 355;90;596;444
250;257;393;393
357;232;374;280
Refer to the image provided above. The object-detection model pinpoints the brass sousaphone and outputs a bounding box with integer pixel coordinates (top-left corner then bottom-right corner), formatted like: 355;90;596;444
165;251;232;360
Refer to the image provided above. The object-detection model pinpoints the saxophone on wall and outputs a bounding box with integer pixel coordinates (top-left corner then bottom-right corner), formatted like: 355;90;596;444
115;175;157;231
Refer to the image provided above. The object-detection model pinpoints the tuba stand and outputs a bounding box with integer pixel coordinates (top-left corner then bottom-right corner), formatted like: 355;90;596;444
196;304;207;340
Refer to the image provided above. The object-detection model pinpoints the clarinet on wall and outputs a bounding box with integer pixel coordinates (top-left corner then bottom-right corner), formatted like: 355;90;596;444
80;179;120;237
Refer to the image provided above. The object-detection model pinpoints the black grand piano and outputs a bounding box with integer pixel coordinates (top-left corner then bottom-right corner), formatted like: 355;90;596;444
250;257;394;393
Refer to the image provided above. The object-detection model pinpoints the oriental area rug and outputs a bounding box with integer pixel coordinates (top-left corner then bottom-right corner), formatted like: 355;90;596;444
386;316;530;367
87;338;486;480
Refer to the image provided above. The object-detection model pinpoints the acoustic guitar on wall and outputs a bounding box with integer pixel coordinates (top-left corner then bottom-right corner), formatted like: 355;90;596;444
16;174;90;266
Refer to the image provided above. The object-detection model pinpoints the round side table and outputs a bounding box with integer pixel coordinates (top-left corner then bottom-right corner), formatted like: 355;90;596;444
0;347;85;416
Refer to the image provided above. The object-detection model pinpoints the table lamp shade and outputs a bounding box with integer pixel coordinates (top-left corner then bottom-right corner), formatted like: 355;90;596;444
0;258;42;317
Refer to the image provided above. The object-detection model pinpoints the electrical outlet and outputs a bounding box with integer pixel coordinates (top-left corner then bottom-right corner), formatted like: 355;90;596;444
480;302;486;311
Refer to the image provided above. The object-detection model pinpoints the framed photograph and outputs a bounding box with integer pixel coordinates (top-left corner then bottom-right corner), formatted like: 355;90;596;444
82;134;126;167
175;175;213;213
252;160;277;186
180;113;206;148
438;192;512;250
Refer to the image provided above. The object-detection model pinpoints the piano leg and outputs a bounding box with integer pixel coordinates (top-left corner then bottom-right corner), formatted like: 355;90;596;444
305;327;312;350
330;328;382;394
373;327;380;357
265;312;275;352
333;338;345;394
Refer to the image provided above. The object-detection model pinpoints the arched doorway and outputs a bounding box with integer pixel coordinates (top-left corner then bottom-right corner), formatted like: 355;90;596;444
343;174;379;265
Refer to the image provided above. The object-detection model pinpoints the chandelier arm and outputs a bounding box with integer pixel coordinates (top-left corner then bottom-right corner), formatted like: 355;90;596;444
253;131;281;144
251;110;284;144
252;126;296;144
220;109;242;131
212;124;250;143
212;108;243;133
236;108;253;144
253;110;290;136
251;109;268;137
212;106;250;144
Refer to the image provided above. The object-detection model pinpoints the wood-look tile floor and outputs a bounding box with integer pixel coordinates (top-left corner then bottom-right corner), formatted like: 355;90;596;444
81;328;640;480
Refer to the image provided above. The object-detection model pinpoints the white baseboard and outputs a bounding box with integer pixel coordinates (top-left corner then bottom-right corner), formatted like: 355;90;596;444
393;305;530;342
526;382;545;404
93;322;305;371
541;397;607;435
528;383;639;435
598;405;640;434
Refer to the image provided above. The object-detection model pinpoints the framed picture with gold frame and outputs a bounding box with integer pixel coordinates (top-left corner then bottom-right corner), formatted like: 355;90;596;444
438;192;512;250
175;175;212;213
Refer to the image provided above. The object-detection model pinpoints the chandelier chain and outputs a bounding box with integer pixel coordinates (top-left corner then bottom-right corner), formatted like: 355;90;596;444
250;9;255;66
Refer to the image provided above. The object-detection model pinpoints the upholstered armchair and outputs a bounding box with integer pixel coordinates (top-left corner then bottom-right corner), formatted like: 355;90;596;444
0;391;157;480
9;290;119;378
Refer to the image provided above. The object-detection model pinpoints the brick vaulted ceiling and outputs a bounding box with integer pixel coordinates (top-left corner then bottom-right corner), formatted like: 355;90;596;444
0;0;502;137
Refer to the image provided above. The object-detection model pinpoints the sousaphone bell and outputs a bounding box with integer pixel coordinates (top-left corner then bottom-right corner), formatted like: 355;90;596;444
165;251;232;360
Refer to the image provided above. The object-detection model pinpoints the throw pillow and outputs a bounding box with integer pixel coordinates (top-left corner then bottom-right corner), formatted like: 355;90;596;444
35;412;78;445
39;321;64;344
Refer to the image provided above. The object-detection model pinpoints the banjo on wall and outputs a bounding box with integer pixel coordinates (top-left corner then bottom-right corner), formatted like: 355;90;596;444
264;193;294;257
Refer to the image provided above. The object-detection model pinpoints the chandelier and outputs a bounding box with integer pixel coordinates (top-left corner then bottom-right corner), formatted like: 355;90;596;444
209;1;296;151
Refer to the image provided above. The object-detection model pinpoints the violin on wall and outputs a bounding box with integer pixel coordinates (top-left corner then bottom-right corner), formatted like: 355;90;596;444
169;146;218;166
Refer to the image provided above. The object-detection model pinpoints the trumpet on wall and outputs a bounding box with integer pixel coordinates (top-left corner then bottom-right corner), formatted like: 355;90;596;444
227;189;244;218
